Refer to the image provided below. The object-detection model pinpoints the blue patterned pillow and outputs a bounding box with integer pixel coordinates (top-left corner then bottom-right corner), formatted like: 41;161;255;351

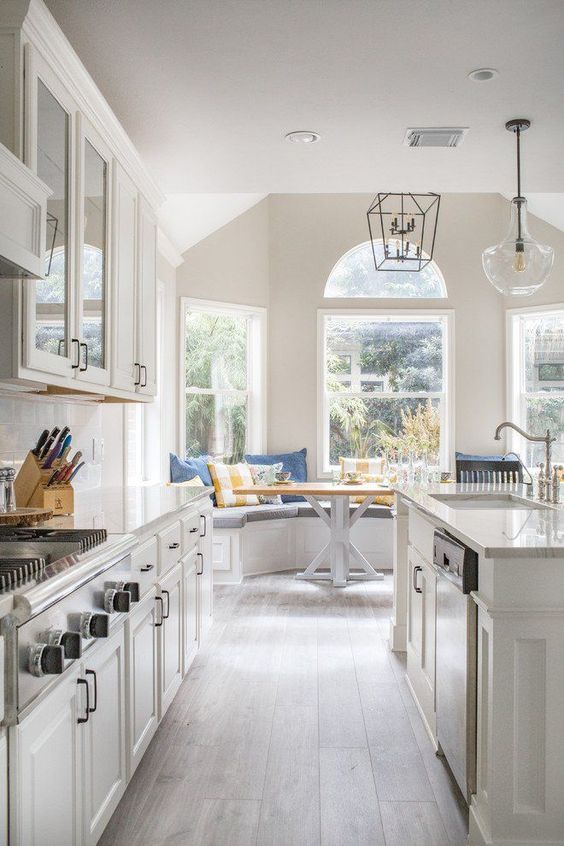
244;448;307;503
170;453;213;488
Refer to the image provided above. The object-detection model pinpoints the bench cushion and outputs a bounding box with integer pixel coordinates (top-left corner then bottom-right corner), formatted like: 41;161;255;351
213;502;299;529
296;502;393;519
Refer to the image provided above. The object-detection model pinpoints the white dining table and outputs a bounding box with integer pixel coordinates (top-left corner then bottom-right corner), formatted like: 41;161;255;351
234;481;394;586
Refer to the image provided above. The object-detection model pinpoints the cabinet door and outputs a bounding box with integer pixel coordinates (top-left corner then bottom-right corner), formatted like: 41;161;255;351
82;627;127;846
111;162;137;392
23;49;76;379
126;588;158;777
14;668;82;846
420;560;437;697
136;196;157;396
0;731;6;846
407;544;423;662
199;505;213;638
75;115;111;387
158;563;183;718
182;550;199;675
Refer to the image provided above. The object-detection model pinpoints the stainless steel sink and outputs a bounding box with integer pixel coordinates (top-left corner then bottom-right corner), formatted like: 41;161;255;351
429;493;551;510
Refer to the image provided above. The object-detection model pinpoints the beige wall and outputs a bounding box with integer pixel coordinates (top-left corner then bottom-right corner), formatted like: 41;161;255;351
177;193;564;476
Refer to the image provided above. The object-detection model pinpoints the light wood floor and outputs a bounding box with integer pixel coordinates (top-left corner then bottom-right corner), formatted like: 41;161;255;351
100;572;469;846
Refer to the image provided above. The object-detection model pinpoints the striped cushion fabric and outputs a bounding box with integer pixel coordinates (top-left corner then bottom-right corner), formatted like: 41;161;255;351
339;457;385;478
208;462;260;508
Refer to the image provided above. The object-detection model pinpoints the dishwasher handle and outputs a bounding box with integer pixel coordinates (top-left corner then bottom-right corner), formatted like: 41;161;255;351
412;565;423;594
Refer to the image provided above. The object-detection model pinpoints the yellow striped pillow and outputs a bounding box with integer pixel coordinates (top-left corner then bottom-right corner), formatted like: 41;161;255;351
208;462;260;508
339;457;385;478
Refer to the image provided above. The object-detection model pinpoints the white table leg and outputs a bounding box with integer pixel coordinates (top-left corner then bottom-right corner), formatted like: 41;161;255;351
332;496;349;587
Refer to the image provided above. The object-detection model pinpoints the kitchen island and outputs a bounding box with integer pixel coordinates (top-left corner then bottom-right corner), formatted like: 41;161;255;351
391;482;564;846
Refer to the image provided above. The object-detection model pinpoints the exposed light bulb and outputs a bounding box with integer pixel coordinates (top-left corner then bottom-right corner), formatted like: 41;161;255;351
513;248;526;273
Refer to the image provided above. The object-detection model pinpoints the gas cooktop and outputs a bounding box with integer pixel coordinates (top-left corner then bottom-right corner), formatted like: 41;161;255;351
0;528;108;590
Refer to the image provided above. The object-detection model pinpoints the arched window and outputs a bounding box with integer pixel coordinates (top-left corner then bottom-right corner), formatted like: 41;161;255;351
324;240;447;298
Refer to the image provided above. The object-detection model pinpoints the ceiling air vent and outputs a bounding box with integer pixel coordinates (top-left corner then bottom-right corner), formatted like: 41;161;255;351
404;127;469;148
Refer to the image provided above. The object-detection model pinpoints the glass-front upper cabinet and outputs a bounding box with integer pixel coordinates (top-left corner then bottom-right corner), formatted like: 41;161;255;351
23;50;76;377
75;117;111;386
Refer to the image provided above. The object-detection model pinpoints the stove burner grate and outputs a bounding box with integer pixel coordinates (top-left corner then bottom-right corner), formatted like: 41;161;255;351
0;557;46;590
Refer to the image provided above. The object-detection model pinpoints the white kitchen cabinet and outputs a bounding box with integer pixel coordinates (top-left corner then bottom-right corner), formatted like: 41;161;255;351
158;562;183;719
199;502;214;636
74;114;112;388
0;730;6;846
406;542;437;738
13;666;83;846
136;196;157;396
111;162;137;393
182;548;200;675
126;588;158;777
82;627;127;846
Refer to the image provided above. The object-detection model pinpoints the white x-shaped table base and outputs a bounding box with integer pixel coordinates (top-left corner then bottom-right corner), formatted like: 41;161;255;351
295;495;385;587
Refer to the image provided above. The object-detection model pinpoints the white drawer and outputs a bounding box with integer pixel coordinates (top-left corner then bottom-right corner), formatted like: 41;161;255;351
408;507;436;565
181;511;201;554
130;537;158;598
157;521;182;576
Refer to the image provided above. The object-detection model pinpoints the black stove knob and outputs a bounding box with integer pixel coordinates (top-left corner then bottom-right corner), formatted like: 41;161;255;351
80;612;109;639
61;631;82;659
104;588;130;614
29;644;64;677
124;582;140;602
90;613;109;638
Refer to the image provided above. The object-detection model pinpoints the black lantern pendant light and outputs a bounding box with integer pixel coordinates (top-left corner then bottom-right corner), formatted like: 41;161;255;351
366;192;441;272
482;119;554;296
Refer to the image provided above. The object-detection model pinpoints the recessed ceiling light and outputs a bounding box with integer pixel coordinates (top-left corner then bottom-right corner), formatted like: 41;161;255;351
468;67;498;82
285;130;320;144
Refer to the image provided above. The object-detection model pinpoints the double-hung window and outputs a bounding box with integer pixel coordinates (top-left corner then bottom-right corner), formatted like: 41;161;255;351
318;310;453;475
507;305;564;465
181;299;266;463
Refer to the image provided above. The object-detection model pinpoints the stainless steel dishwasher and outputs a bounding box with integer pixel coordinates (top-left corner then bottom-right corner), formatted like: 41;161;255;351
433;529;478;803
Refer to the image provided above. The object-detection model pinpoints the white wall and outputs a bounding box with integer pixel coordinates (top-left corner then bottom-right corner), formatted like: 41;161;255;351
176;193;564;476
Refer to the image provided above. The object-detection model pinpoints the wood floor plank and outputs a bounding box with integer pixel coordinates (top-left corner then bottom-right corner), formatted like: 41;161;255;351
379;801;450;846
320;747;385;846
318;618;367;748
257;704;320;846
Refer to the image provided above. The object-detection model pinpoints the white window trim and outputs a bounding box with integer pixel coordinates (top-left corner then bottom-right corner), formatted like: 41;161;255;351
317;308;455;477
178;297;267;459
506;302;564;458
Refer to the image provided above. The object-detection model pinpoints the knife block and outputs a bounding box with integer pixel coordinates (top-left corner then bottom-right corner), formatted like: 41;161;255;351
15;452;74;516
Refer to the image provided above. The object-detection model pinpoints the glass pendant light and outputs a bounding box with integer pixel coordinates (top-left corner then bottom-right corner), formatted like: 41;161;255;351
482;119;554;296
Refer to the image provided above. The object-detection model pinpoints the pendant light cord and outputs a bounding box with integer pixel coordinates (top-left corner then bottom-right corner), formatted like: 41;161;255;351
516;126;522;242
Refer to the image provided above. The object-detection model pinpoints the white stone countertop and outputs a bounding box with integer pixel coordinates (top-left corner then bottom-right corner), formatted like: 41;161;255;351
45;483;213;535
394;482;564;558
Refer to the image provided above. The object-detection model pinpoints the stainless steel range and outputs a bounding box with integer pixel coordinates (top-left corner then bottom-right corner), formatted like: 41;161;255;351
0;527;138;724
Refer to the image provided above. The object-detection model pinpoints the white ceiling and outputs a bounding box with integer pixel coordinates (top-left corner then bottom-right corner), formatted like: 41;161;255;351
159;193;266;253
43;0;564;247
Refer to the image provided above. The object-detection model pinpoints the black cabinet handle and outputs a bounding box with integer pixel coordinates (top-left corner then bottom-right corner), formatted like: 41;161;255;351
79;342;88;372
141;365;147;387
85;669;97;713
134;362;141;386
162;589;170;619
412;565;423;594
71;338;80;369
140;563;154;572
77;677;90;723
168;542;180;550
189;527;198;534
200;515;207;538
196;552;204;576
155;596;164;626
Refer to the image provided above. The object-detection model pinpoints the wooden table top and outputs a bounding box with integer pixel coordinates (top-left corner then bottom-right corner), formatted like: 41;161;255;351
233;482;394;497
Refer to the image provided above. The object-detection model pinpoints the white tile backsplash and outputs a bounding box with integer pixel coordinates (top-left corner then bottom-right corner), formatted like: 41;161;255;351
0;392;104;491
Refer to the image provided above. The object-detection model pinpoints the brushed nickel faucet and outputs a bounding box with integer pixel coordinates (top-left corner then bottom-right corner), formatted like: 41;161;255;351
494;421;556;501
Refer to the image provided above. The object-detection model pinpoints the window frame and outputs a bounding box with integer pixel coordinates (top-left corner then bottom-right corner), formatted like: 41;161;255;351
317;308;455;477
179;297;267;461
506;302;564;460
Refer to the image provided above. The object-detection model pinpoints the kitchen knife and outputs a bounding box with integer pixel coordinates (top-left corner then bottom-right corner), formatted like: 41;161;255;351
58;451;82;483
31;429;49;457
68;461;85;483
43;431;72;469
38;427;60;462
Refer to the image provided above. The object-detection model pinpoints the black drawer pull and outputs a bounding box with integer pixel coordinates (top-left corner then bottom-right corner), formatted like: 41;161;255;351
162;589;170;619
189;527;199;534
155;596;164;626
140;563;154;572
413;565;423;594
85;669;97;713
168;542;180;550
77;677;90;723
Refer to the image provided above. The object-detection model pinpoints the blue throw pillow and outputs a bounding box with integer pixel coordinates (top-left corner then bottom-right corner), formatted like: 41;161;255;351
244;448;307;503
169;453;214;488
